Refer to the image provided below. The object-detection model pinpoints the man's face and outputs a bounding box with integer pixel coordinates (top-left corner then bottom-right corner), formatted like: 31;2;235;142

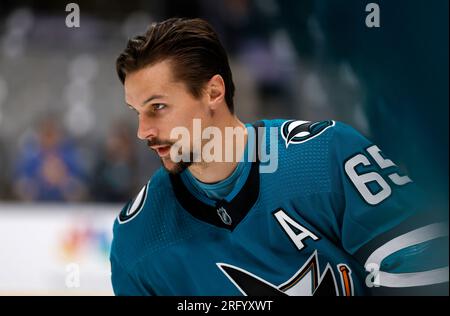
124;60;211;173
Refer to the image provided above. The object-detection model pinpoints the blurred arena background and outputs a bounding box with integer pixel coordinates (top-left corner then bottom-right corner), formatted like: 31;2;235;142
0;0;448;295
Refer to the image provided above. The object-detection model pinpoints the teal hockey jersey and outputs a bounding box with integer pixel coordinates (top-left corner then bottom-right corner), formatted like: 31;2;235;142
110;119;448;295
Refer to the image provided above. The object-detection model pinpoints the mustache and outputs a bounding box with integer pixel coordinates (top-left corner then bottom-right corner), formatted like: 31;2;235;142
147;139;174;147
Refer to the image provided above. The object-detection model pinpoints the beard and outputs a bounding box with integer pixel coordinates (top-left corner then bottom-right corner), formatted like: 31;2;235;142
161;157;192;174
148;139;195;175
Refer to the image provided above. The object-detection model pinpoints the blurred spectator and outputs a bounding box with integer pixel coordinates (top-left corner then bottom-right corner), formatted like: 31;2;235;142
91;120;139;203
13;116;88;202
199;0;298;117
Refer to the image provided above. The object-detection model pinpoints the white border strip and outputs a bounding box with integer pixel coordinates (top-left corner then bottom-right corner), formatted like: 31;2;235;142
365;222;449;287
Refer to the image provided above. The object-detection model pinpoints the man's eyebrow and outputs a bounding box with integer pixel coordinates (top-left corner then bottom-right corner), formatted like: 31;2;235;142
125;94;167;109
142;94;166;106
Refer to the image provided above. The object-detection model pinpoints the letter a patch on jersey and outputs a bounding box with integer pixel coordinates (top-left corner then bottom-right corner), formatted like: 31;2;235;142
273;209;319;250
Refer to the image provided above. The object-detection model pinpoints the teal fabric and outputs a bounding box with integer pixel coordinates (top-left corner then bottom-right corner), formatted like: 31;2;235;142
110;119;448;296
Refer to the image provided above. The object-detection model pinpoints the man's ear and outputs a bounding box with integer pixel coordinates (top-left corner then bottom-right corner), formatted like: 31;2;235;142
205;74;225;110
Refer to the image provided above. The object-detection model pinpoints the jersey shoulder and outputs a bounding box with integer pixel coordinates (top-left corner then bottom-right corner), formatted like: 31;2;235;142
260;118;365;164
110;166;208;270
261;119;372;162
115;167;170;225
262;118;366;146
258;119;371;195
110;168;172;264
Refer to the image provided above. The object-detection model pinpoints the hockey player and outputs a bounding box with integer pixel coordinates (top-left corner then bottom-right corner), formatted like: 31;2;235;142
110;18;448;296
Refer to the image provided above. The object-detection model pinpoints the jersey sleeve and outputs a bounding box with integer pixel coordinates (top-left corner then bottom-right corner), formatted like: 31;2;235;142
328;122;448;294
110;254;149;296
110;214;155;296
109;181;157;296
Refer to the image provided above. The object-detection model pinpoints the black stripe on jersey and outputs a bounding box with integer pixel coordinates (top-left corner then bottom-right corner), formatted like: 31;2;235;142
168;121;265;231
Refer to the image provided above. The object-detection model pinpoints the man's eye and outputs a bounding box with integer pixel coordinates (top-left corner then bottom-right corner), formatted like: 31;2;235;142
152;104;166;111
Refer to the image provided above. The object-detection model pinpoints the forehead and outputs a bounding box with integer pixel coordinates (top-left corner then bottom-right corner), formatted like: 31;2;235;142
124;60;176;105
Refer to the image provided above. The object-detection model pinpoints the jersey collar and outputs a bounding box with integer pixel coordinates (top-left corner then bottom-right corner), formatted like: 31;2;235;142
169;121;264;231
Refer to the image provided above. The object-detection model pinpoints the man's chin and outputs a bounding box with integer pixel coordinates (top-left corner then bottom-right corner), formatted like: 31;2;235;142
161;158;192;175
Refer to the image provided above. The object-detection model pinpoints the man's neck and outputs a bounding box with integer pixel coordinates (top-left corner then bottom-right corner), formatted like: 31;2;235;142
188;116;247;184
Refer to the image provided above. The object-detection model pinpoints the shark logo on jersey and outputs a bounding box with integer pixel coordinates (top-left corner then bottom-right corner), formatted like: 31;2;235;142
118;183;148;224
281;120;335;147
217;251;352;296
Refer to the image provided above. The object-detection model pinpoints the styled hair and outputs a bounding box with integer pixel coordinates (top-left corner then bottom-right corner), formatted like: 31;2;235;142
116;18;235;112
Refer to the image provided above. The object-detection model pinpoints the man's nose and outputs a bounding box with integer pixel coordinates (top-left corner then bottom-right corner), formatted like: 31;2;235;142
137;116;157;140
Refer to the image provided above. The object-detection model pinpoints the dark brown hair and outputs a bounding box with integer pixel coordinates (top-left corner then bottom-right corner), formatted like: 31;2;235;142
116;18;235;113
